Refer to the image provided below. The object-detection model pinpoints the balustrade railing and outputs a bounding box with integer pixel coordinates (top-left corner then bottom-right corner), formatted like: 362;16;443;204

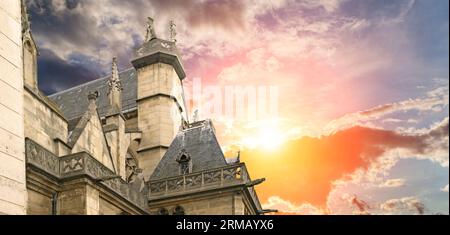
148;163;249;196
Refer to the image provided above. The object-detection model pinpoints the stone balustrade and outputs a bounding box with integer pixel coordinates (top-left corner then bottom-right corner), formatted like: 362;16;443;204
148;163;262;211
25;138;148;210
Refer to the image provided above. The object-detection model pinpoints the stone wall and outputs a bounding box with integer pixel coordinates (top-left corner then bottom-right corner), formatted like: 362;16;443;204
0;0;26;215
136;62;186;179
150;193;251;215
26;189;52;215
99;197;122;215
104;114;129;180
125;115;138;130
23;89;68;154
182;195;234;215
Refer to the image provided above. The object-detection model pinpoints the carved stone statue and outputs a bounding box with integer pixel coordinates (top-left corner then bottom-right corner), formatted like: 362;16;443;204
144;17;157;42
169;20;177;43
125;152;139;183
192;109;199;123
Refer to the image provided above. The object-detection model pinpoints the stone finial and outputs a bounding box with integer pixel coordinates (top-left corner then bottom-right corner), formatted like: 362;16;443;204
192;109;199;123
112;57;119;78
144;17;157;42
108;57;122;93
169;20;177;43
88;91;99;101
21;0;31;34
107;57;122;113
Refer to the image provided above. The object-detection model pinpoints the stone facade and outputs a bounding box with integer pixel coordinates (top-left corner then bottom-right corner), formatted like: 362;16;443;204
134;61;187;180
148;161;261;215
23;87;68;155
0;3;265;215
0;0;26;215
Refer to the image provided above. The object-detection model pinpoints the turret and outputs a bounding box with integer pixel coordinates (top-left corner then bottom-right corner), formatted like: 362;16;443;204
131;17;188;179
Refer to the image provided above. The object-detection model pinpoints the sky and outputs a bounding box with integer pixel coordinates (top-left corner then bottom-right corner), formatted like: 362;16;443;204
27;0;449;214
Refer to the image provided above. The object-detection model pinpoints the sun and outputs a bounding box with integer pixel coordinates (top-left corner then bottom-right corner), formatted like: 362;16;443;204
241;125;285;151
258;127;285;150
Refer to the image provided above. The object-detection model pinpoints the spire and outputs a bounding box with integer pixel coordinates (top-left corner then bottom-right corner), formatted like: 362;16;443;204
107;57;122;112
144;17;157;42
169;20;177;43
108;57;122;93
21;0;31;34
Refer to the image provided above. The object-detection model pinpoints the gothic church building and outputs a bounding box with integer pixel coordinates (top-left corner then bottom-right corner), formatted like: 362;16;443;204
0;1;265;215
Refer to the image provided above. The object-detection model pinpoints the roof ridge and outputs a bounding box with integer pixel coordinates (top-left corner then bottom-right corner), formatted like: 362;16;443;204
49;67;135;97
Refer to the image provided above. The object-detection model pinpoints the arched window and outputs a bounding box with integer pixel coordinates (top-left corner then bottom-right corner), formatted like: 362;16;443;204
179;155;189;175
23;40;37;89
172;205;185;215
176;150;192;175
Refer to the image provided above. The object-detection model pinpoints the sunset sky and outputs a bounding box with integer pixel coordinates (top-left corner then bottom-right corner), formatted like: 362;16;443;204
28;0;448;214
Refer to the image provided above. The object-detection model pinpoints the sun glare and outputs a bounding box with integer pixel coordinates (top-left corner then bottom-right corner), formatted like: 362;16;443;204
241;122;285;150
259;127;285;150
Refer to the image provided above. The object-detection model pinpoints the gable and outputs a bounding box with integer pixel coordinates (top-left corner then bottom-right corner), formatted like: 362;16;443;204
70;108;115;172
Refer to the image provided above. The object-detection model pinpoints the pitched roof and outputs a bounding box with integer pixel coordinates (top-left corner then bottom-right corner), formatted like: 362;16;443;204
48;37;185;121
149;120;228;181
48;68;137;120
66;96;116;172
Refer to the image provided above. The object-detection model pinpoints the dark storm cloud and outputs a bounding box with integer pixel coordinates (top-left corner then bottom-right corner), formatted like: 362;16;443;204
28;0;104;49
65;0;79;9
27;0;247;49
26;0;250;94
38;48;99;95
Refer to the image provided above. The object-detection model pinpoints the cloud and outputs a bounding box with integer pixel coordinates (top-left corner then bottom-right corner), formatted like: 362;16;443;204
242;116;448;210
262;196;326;215
26;0;298;94
37;48;100;94
325;86;449;133
380;196;425;215
441;184;449;193
380;178;406;188
298;0;345;13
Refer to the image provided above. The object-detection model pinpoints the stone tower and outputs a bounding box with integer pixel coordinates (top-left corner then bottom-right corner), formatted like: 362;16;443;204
131;17;188;179
0;0;27;214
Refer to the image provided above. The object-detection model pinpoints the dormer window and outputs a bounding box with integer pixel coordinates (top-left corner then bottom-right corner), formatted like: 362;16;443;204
179;155;189;174
176;150;192;175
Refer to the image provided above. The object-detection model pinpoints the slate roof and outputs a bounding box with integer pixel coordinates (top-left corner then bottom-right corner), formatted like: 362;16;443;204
48;35;187;121
49;68;137;120
150;120;228;181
